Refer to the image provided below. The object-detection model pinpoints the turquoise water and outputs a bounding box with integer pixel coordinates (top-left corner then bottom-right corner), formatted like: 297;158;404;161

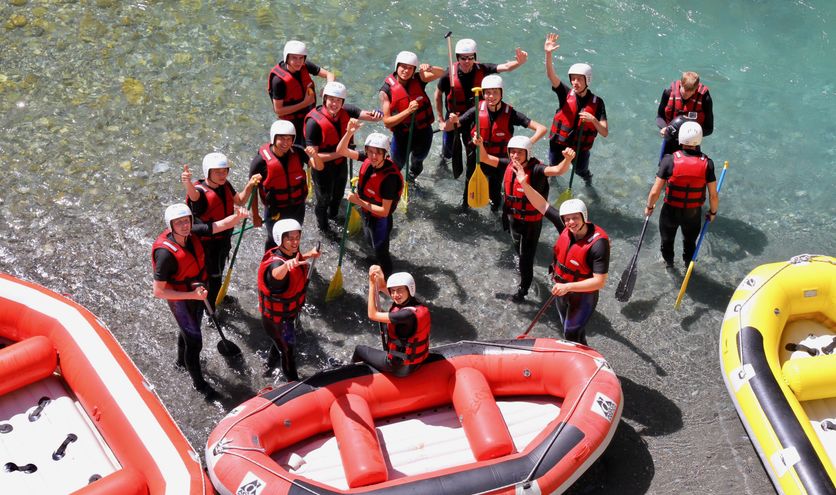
1;1;834;493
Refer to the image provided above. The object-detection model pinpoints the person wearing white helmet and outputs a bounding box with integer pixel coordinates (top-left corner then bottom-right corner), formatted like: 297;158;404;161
336;119;404;276
379;50;445;179
152;203;248;397
257;218;321;381
433;38;529;177
644;121;719;269
267;40;334;143
350;265;431;377
512;166;611;344
450;73;547;212
303;81;383;232
180;153;262;308
657;71;714;155
249;119;324;252
544;33;609;186
476;134;576;302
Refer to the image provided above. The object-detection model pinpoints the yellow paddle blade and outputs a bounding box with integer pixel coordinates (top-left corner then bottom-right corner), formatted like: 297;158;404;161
398;180;409;213
674;261;696;310
325;265;344;302
347;204;361;236
306;168;313;201
467;164;490;208
556;187;573;206
215;269;233;307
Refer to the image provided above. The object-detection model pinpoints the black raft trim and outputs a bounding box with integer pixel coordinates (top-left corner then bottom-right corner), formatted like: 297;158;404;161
739;326;836;494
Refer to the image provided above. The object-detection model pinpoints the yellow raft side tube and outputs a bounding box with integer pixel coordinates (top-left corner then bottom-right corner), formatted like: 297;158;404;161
720;255;836;495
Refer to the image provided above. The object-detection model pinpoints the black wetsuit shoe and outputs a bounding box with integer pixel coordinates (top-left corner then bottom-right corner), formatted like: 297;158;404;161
194;380;219;400
438;157;449;169
582;173;593;186
511;289;526;303
664;259;675;270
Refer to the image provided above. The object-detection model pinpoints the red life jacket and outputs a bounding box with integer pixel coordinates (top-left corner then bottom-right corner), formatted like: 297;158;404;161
471;101;512;157
446;63;485;114
664;80;708;126
386;304;431;365
664;151;708;208
357;158;404;217
304;106;351;166
257;247;309;321
551;224;609;283
188;181;234;241
258;144;308;208
549;90;600;152
384;74;434;131
151;230;207;292
267;63;315;122
503;158;545;222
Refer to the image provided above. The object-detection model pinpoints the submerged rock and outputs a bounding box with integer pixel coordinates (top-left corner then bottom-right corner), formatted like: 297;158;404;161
121;78;145;105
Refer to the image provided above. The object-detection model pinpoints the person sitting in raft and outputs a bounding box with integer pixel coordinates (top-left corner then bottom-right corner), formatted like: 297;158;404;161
351;265;431;378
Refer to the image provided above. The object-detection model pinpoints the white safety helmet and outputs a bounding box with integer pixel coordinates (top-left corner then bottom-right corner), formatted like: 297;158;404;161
202;152;229;179
507;135;532;156
164;203;192;229
455;38;477;55
481;74;503;90
568;63;593;85
322;81;347;100
283;40;307;63
364;132;391;152
558;198;588;223
678;121;703;146
273;218;303;243
387;272;416;297
395;51;419;68
270;119;296;142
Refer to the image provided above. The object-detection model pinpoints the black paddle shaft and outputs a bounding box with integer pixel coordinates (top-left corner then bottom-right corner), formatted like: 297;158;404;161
200;297;242;357
515;294;556;339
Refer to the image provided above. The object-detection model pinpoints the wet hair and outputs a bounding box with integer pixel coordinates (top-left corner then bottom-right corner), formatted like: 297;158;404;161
680;71;700;91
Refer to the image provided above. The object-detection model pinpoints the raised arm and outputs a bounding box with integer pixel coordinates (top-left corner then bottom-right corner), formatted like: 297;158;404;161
335;118;362;161
544;33;561;88
497;47;528;73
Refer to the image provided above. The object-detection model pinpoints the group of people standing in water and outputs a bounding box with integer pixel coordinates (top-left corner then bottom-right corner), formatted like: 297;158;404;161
151;32;718;395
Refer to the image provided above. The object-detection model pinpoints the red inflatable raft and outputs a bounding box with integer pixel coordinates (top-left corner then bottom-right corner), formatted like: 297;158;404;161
206;338;622;495
0;273;211;494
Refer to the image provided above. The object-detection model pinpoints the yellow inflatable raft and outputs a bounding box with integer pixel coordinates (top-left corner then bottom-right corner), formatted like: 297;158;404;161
720;254;836;495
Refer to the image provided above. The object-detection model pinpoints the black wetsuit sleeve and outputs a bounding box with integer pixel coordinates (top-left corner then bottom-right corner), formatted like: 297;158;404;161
656;154;675;180
270;76;286;101
544;204;566;233
657;87;672;128
153;249;178;282
437;72;450;93
510;109;532;129
191;219;213;237
552;81;569;107
389;309;417;340
250;153;267;179
264;260;290;293
589;235;610;274
706;158;717;183
304;118;322;147
344;104;362;118
482;62;499;74
459;107;475;128
701;92;714;136
187;188;209;217
596;97;607;121
305;60;322;76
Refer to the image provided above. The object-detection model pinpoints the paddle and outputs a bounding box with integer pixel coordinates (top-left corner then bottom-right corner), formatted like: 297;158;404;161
614;139;666;302
467;87;489;208
615;215;650;303
444;31;464;180
200;291;242;357
674;160;730;310
215;186;258;308
556;127;584;205
398;112;417;214
347;161;361;236
514;294;556;339
325;199;353;302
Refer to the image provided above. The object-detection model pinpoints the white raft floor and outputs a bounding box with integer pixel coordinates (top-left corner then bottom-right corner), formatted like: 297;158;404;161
0;374;119;494
272;396;562;491
781;317;836;470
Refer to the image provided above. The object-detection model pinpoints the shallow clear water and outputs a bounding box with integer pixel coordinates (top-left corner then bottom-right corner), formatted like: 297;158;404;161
1;1;834;493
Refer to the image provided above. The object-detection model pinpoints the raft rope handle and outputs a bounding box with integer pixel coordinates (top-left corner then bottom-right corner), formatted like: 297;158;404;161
219;450;325;495
735;255;832;367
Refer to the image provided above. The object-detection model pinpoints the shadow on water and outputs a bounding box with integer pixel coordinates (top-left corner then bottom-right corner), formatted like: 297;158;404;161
620;298;660;323
619;375;683;437
678;270;735;313
586;312;667;377
708;216;768;260
566;420;654;495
